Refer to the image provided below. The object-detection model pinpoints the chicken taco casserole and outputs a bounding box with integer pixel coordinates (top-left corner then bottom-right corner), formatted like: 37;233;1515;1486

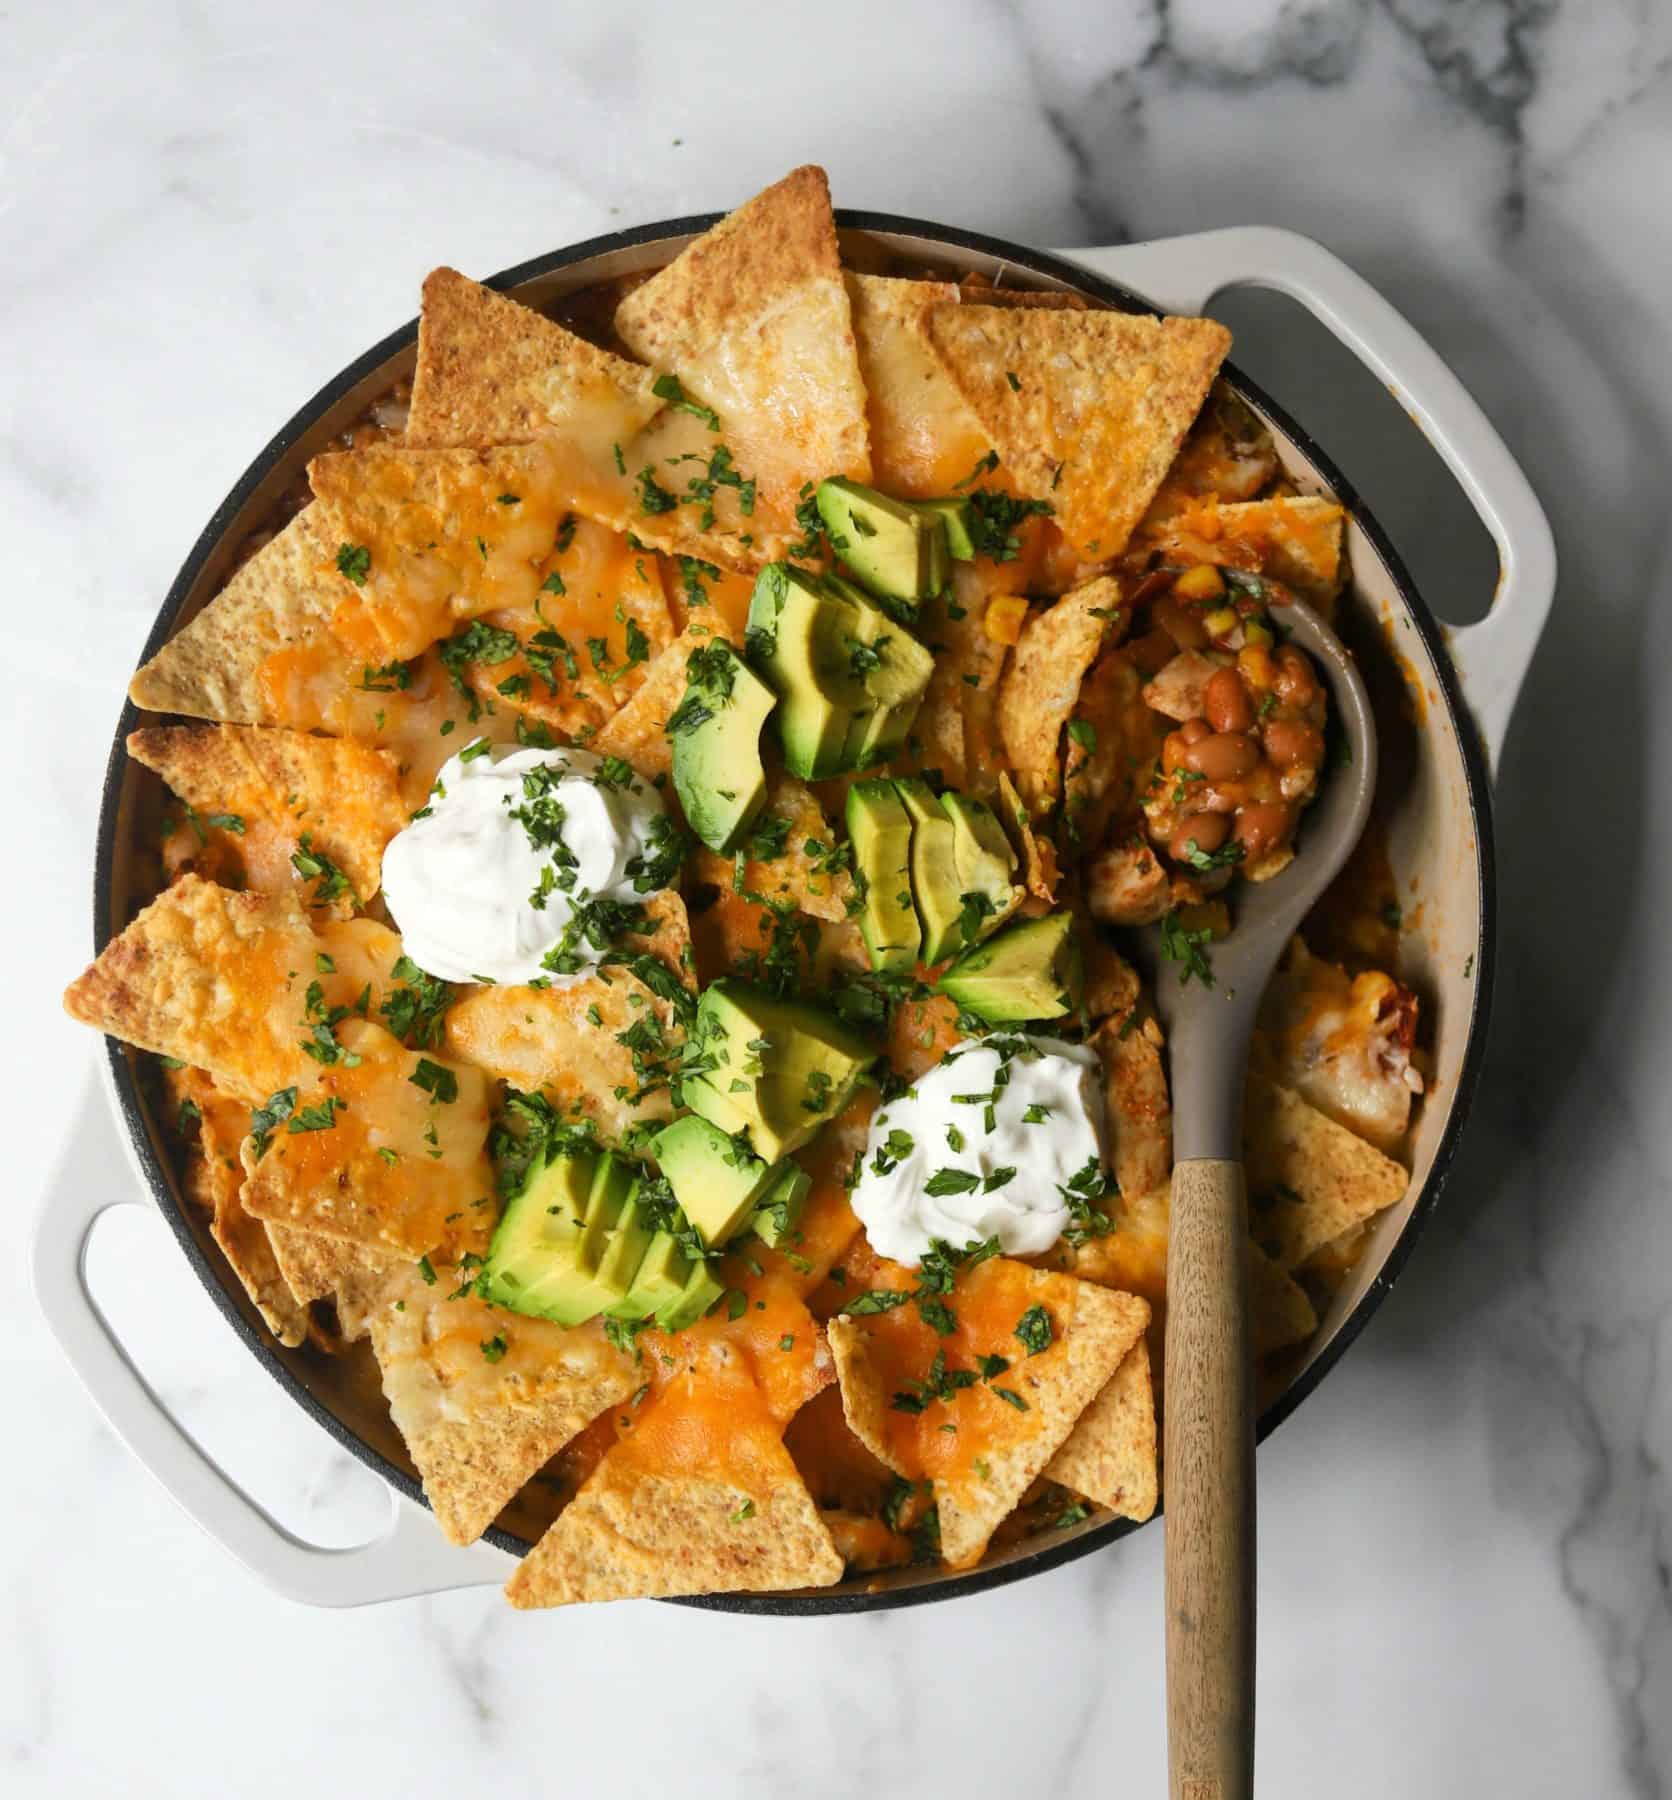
66;166;1423;1609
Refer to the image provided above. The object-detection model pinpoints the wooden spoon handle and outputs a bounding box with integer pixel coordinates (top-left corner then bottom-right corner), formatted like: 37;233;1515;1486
1164;1157;1256;1800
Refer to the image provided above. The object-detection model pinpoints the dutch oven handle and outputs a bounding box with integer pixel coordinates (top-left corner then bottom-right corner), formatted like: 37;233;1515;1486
1061;228;1555;775
31;1072;514;1606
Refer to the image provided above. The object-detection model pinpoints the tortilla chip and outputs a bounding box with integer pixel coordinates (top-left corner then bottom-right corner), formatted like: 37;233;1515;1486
1244;1076;1408;1270
369;1271;640;1545
177;1069;309;1347
1061;647;1161;850
265;1225;398;1343
959;281;1089;310
927;305;1230;558
846;274;991;497
828;1257;1150;1568
239;1020;495;1258
128;724;405;910
1141;382;1280;526
1044;1338;1157;1520
589;622;732;780
996;575;1125;812
1146;495;1345;608
613;167;871;560
908;568;1015;793
406;266;662;454
506;1354;843;1607
444;917;691;1141
1093;1009;1173;1198
996;771;1059;902
128;508;347;724
690;771;854;923
1247;1240;1320;1355
63;876;316;1102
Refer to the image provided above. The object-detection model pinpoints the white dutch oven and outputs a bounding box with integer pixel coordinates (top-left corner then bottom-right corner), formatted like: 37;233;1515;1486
34;216;1554;1611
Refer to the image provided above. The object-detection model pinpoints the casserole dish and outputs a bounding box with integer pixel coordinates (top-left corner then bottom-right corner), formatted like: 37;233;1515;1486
35;213;1554;1610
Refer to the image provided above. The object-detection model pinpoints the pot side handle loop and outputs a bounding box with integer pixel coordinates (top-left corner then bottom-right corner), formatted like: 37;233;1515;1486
1057;228;1555;776
31;1073;514;1607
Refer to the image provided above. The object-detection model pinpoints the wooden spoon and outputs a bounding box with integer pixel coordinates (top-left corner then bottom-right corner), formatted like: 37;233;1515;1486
1131;599;1377;1800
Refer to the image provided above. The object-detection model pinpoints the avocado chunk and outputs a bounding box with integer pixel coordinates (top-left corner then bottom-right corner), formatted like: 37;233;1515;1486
522;1152;636;1326
914;497;979;561
941;791;1025;946
746;564;865;778
846;779;920;973
937;912;1083;1023
608;1229;692;1322
657;1259;726;1332
476;1147;597;1317
669;639;777;852
654;1113;777;1249
894;777;966;965
823;574;935;767
594;1187;655;1301
817;478;947;603
683;979;876;1163
750;1161;812;1248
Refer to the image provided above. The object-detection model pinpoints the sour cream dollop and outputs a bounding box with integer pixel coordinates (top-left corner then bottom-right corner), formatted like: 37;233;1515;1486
850;1035;1104;1266
381;742;668;986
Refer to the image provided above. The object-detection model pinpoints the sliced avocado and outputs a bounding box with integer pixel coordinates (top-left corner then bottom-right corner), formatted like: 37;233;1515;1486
750;1161;812;1248
823;573;935;767
942;791;1025;947
608;1229;692;1322
937;912;1083;1023
683;979;876;1163
894;777;966;965
657;1258;726;1332
518;1152;635;1325
915;496;978;562
594;1186;654;1301
746;564;865;779
846;780;920;973
654;1114;776;1249
669;640;777;853
816;478;947;603
476;1147;596;1316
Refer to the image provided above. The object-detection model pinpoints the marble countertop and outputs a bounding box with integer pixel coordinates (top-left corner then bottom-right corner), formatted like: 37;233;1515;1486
7;1;1670;1793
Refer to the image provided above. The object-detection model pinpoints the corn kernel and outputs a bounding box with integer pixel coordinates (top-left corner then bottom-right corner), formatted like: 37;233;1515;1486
984;593;1030;646
1238;645;1276;689
1242;619;1275;650
1172;563;1226;601
1202;606;1239;638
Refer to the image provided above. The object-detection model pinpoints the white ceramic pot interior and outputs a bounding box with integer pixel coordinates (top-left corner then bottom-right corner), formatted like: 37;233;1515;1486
103;221;1489;1596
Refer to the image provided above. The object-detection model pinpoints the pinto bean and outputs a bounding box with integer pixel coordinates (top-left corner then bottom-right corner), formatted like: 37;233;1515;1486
1273;644;1319;706
1262;718;1325;771
1234;801;1298;859
1180;731;1260;783
1204;666;1255;734
1168;812;1232;862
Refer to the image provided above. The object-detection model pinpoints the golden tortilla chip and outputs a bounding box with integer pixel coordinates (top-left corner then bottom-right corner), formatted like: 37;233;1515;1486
176;1069;309;1348
1061;648;1161;850
1093;1008;1173;1199
996;575;1125;812
265;1225;398;1343
1145;495;1345;608
239;1020;495;1258
128;509;345;724
1247;1240;1320;1354
63;876;316;1102
406;266;662;455
1044;1338;1157;1519
996;771;1059;902
369;1271;640;1546
927;305;1230;558
614;166;871;560
909;568;1015;792
444;910;691;1140
1244;1075;1408;1270
128;724;405;910
506;1354;843;1607
1141;382;1280;525
690;771;853;923
846;274;991;497
828;1257;1149;1568
589;623;732;780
